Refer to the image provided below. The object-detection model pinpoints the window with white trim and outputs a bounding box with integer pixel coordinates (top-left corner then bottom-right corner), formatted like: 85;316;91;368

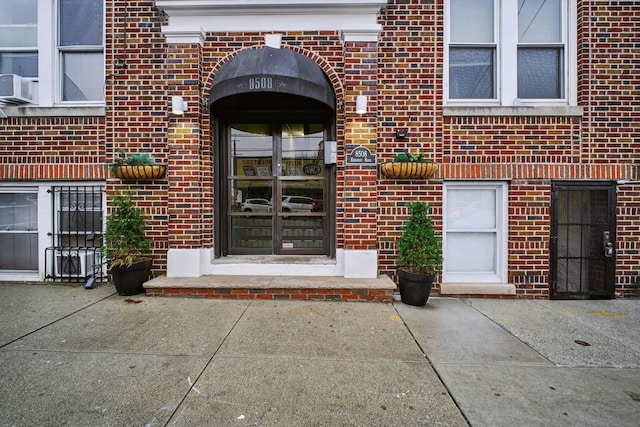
446;0;575;106
58;0;104;102
0;0;38;77
0;0;104;106
443;182;508;283
0;183;106;282
0;188;39;272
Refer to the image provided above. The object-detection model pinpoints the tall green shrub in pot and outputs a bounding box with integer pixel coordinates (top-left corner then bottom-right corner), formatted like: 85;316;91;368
103;190;152;295
396;202;443;305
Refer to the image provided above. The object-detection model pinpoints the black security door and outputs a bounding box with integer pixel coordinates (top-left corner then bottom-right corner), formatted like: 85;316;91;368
550;182;616;299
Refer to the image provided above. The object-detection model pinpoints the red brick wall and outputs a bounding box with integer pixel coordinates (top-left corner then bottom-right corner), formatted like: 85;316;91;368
375;0;639;296
377;0;442;283
616;186;640;297
0;117;105;179
579;0;640;165
105;1;169;275
508;181;551;297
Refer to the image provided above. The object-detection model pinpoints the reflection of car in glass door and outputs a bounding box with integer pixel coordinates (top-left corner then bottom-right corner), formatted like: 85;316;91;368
241;198;271;213
223;121;330;255
275;195;316;212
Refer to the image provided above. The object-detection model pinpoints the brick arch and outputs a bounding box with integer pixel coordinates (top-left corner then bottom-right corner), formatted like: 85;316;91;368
201;45;344;112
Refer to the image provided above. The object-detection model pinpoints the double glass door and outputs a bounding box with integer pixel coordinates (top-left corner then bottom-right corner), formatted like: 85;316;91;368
226;122;329;255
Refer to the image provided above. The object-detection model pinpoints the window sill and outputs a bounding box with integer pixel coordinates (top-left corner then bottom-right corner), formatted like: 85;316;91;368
443;105;583;117
0;105;105;118
440;283;516;295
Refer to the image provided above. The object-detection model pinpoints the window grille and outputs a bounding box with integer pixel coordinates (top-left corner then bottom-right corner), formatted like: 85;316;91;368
45;185;105;282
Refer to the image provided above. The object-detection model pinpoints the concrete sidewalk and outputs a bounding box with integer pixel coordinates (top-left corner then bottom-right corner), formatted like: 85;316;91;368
396;297;640;427
1;283;639;427
0;283;466;427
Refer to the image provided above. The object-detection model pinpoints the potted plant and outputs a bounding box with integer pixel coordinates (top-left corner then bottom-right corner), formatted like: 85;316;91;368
109;150;166;180
102;190;153;296
380;150;438;179
396;201;443;306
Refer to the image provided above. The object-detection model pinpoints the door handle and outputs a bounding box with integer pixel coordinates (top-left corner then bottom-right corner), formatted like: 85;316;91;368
603;231;614;258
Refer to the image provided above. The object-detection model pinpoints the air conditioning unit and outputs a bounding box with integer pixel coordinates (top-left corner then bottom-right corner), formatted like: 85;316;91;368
0;74;34;104
55;250;101;278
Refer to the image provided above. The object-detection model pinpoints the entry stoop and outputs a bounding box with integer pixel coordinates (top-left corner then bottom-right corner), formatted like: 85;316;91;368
144;275;396;302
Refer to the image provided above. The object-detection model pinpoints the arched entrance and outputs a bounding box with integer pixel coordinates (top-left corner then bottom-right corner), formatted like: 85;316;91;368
209;47;336;257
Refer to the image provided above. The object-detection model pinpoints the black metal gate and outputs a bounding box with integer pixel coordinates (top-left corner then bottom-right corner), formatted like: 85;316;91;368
550;182;616;299
45;185;105;282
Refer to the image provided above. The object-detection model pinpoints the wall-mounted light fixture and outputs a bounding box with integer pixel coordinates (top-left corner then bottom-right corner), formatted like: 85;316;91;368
356;95;367;115
396;128;408;139
171;95;188;115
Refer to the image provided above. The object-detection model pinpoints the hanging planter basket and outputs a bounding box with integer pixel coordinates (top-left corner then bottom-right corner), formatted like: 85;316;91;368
112;165;167;180
380;161;438;179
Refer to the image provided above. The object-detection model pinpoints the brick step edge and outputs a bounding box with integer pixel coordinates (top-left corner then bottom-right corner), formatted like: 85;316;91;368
145;287;393;302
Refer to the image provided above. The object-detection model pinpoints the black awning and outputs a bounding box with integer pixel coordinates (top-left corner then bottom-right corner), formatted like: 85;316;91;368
209;47;335;112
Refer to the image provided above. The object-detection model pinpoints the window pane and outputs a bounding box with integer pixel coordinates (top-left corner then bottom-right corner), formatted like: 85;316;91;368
0;193;38;272
59;0;103;46
0;234;38;270
518;48;562;98
62;52;104;101
449;48;495;99
0;27;37;48
446;233;496;273
0;0;37;25
447;188;497;229
0;52;37;77
518;0;561;43
61;190;102;210
451;0;494;43
0;193;37;231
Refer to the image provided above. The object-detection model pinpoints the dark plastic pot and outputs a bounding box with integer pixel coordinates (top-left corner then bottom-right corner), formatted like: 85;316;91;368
397;268;435;306
110;259;152;296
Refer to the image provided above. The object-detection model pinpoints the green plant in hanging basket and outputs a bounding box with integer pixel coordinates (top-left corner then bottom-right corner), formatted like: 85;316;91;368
392;151;425;162
380;150;438;179
108;150;166;180
108;150;155;174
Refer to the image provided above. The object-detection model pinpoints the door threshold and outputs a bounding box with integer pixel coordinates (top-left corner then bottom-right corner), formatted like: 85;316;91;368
213;255;335;265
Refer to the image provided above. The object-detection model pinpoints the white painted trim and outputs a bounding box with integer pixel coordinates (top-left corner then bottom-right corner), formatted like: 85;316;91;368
155;0;387;14
37;0;54;106
162;27;206;46
341;27;382;43
157;0;386;41
167;248;208;277
443;106;583;117
166;248;378;278
168;249;343;277
0;106;105;117
37;186;52;280
343;249;378;278
442;181;509;284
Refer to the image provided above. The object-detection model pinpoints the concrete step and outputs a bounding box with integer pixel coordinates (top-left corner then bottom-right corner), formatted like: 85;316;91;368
144;275;396;302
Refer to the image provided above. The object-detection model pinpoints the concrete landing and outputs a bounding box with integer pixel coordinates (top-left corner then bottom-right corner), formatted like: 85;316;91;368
144;274;397;302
